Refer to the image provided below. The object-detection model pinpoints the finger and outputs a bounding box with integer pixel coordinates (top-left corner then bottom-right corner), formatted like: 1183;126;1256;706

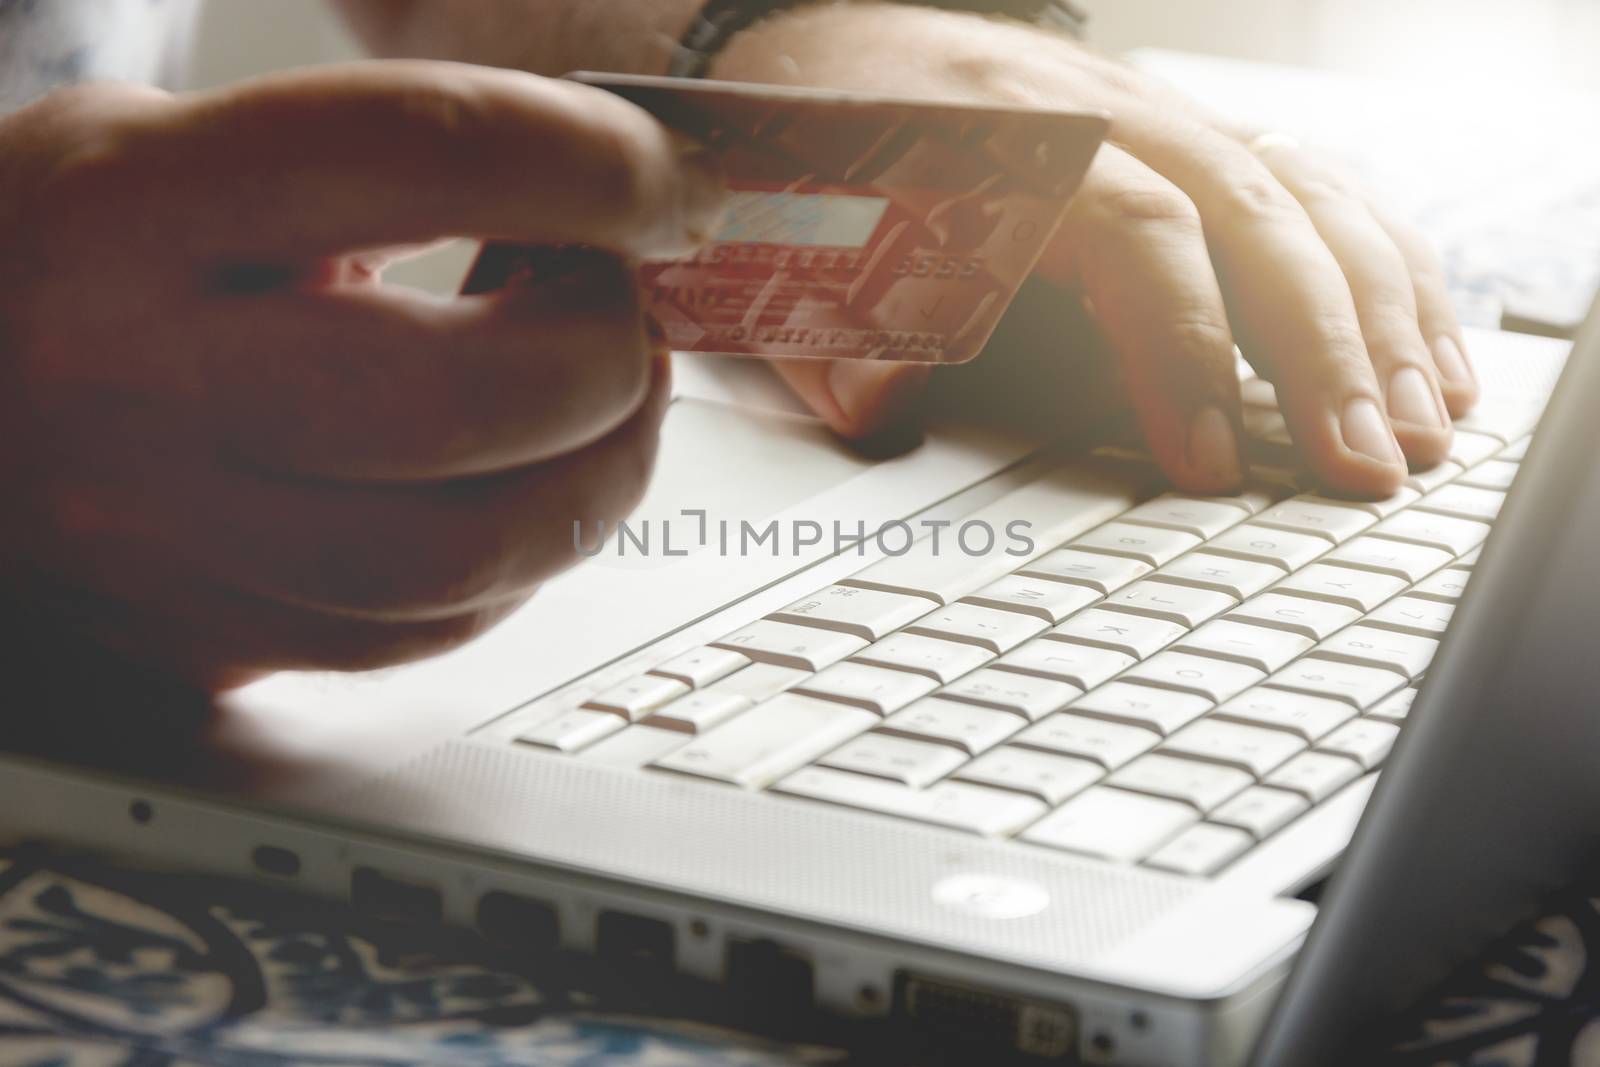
139;357;671;621
1368;203;1479;416
1112;111;1407;497
38;64;726;264
1040;146;1244;492
1250;141;1454;467
769;358;931;444
165;249;654;481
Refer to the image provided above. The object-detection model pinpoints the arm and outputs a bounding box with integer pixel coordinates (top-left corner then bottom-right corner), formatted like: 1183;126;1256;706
329;0;704;75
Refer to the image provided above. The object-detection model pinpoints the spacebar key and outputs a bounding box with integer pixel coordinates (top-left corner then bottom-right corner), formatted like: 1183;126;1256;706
653;694;876;789
843;459;1144;605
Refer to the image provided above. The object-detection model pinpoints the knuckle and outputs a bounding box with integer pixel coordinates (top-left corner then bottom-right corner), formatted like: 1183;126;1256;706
1096;184;1202;230
1224;173;1306;226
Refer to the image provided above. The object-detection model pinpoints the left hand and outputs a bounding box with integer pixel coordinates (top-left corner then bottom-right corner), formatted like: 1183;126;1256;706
710;3;1478;498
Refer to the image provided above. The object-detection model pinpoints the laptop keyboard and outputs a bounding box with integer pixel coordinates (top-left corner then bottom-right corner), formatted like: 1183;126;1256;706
510;378;1538;879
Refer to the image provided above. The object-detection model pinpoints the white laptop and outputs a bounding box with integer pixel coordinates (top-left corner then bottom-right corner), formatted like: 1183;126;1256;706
2;283;1595;1066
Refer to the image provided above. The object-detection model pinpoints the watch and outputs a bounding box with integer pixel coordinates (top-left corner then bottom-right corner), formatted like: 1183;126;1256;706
669;0;1089;79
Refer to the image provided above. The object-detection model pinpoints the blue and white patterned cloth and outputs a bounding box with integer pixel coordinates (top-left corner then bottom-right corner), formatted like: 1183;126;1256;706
0;843;1594;1067
0;0;200;110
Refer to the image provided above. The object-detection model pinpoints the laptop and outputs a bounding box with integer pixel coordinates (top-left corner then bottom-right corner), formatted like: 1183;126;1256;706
1;281;1593;1064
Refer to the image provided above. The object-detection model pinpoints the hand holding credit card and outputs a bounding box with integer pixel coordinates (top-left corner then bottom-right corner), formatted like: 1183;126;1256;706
464;73;1107;364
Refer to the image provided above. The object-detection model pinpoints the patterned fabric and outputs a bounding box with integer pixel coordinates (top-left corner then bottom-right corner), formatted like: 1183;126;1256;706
0;844;1593;1067
0;0;200;111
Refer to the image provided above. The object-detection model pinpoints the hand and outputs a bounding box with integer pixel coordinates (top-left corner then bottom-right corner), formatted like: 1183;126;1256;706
711;5;1478;497
0;62;724;691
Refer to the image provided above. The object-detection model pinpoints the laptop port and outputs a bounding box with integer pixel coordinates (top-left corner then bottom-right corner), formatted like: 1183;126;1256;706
725;938;814;1030
596;910;675;971
349;867;442;924
476;891;559;955
251;845;301;878
896;972;1077;1061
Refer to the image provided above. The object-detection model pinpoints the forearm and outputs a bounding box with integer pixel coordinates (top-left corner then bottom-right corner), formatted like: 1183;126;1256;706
329;0;707;75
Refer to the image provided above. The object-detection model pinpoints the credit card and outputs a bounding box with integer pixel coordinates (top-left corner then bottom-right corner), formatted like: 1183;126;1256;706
463;73;1106;364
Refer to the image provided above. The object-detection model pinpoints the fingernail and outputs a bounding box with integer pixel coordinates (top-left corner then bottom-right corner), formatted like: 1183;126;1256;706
827;360;917;437
1341;397;1403;466
1431;335;1475;387
676;140;729;249
1387;366;1447;429
1187;405;1242;486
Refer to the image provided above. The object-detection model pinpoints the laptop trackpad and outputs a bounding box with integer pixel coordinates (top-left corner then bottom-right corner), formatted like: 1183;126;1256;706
586;397;878;571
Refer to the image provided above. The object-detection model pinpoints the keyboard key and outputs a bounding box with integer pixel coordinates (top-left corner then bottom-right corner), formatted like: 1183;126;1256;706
1448;430;1502;467
996;640;1136;691
1266;660;1404;709
1214;688;1355;741
1122;651;1264;703
841;461;1141;605
585;676;691;721
962;575;1101;624
649;647;751;688
576;725;691;769
704;662;810;703
1239;375;1277;409
1452;403;1542;444
1047;609;1187;660
1144;824;1254;876
1160;719;1306;777
1069;522;1201;567
1311;626;1438;679
1405;461;1465;495
939;669;1082;721
1205;525;1329;571
1253;500;1375;544
1298;489;1419;519
1102;581;1237;628
1210;786;1310;839
1265;752;1363;803
1071;681;1212;736
654;694;875;789
713;620;868;672
879;699;1025;755
1013;712;1160;769
1456;459;1519;492
1416;484;1506;524
1156;553;1282;599
1408;568;1471;604
646;690;754;733
776;767;1046;837
1273;563;1408;612
1370;511;1490;556
793;662;938;715
1211;483;1288;515
1316;719;1401;770
1499;436;1532;462
1021;787;1196;861
1227;593;1362;641
1368;687;1418;725
852;632;994;684
1175;620;1314;673
1016;548;1151;594
769;585;934;641
1120;496;1248;539
1322;537;1453;583
1456;546;1483;568
819;733;967;787
955;747;1105;805
906;603;1048;654
1363;597;1456;638
517;708;626;753
1109;754;1252;811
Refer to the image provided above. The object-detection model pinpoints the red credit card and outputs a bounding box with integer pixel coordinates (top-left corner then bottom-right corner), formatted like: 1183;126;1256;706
463;73;1106;364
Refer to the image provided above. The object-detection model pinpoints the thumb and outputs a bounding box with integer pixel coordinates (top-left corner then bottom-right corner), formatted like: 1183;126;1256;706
770;358;931;442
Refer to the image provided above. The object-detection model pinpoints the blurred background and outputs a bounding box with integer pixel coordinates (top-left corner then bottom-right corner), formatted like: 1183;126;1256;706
185;0;1600;335
189;0;1600;90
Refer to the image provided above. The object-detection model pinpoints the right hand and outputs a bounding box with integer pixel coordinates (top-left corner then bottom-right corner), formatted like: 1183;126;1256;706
0;62;724;692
